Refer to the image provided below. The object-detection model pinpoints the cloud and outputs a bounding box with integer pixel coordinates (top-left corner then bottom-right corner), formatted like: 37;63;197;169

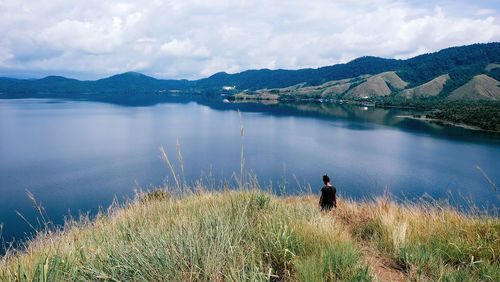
0;0;499;80
38;17;124;54
476;9;496;16
160;39;210;58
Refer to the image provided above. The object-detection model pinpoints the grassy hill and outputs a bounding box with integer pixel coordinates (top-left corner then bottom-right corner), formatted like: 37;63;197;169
2;42;500;101
230;65;500;102
400;74;450;98
1;188;498;281
344;72;408;98
449;75;500;100
213;43;500;99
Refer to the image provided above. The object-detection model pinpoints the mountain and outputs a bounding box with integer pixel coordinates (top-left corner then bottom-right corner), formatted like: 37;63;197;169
0;72;194;99
228;43;500;101
94;72;192;92
1;42;500;101
199;43;500;91
195;56;404;90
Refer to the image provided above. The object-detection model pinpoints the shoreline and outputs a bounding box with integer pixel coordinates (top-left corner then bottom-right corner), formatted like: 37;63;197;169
396;115;500;133
231;97;498;133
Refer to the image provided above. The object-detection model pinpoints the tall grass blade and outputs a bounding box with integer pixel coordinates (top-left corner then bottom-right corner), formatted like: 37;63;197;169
159;145;180;189
176;138;185;187
238;109;244;188
476;165;497;192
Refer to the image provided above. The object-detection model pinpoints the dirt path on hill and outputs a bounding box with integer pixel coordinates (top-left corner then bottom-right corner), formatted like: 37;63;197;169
360;245;407;282
330;209;409;281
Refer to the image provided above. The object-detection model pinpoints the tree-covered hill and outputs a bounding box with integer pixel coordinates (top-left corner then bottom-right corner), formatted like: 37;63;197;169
0;42;499;100
0;72;193;98
197;42;500;93
195;56;404;90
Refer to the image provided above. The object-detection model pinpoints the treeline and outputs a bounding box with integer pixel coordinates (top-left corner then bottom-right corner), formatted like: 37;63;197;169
426;102;500;131
377;98;500;131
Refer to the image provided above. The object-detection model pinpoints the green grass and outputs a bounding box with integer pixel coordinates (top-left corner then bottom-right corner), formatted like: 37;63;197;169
0;187;498;281
296;243;370;281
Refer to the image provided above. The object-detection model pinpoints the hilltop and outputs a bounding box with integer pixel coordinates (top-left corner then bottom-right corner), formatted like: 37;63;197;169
0;189;498;281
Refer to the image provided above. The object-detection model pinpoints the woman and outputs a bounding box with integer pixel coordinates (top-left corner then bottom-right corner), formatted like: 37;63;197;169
319;174;337;211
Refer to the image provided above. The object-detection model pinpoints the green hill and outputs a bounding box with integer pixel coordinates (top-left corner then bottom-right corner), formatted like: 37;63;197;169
2;42;500;102
0;72;193;99
226;43;500;101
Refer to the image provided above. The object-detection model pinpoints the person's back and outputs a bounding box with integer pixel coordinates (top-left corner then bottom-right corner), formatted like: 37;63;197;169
319;174;337;211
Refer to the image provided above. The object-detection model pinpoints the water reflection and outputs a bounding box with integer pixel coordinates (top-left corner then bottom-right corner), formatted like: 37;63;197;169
196;99;500;145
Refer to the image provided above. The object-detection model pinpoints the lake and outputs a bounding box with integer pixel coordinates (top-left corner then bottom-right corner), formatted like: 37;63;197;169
1;98;499;249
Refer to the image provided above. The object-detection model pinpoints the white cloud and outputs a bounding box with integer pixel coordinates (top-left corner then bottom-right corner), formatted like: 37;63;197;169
0;0;499;79
160;39;210;58
38;17;124;54
476;9;496;16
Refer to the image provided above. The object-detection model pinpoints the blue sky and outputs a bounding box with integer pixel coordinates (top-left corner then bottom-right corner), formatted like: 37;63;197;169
1;0;499;80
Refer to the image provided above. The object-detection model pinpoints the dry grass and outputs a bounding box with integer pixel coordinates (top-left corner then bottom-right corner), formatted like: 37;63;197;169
0;189;371;281
400;74;450;98
1;186;498;281
334;195;500;281
449;74;500;100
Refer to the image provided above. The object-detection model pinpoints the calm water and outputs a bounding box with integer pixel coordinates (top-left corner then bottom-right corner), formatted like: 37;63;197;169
1;98;499;249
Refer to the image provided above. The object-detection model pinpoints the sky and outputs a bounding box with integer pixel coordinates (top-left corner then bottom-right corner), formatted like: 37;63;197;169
1;0;500;80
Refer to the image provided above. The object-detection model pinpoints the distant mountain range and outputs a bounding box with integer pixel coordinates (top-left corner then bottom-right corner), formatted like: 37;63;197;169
1;42;500;101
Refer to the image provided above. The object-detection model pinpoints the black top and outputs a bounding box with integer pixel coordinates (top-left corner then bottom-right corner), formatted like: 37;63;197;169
320;185;337;210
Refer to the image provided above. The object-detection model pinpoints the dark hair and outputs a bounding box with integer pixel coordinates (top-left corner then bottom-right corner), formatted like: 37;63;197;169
323;174;330;184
